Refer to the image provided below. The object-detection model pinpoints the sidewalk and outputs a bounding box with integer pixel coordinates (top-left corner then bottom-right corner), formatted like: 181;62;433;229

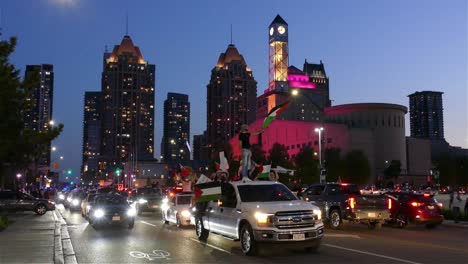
0;209;76;264
443;219;468;228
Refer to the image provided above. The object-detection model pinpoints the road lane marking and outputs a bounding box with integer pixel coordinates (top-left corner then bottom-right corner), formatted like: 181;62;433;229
129;250;171;261
324;234;361;239
53;210;59;221
189;238;232;255
323;243;422;264
141;220;158;227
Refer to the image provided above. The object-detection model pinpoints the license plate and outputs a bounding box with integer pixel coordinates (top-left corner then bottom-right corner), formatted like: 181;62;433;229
293;233;305;241
112;216;120;221
151;205;159;208
368;212;376;218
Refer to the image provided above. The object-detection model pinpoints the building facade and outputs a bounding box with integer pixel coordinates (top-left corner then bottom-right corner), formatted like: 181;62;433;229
100;35;156;173
205;43;257;159
81;91;102;178
23;64;54;168
162;93;190;163
408;91;444;140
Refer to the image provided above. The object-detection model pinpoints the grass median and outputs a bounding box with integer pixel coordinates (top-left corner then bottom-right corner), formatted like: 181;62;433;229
0;215;9;231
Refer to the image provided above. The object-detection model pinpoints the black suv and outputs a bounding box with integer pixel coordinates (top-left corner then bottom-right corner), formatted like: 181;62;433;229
0;191;55;215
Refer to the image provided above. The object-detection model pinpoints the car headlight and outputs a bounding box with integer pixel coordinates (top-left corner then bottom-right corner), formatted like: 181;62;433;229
94;209;105;218
161;203;169;211
138;198;148;204
67;197;72;202
127;208;136;217
313;209;322;220
254;212;273;227
72;199;80;206
162;198;169;204
181;210;191;218
59;194;65;200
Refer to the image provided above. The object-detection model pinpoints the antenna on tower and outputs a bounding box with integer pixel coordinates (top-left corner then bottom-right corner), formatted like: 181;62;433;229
125;12;129;36
230;24;233;44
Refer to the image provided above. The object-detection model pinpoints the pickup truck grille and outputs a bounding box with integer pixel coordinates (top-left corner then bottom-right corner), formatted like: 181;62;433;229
274;211;315;229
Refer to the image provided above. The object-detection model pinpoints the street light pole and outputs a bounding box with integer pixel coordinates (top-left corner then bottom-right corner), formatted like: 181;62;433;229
315;127;324;183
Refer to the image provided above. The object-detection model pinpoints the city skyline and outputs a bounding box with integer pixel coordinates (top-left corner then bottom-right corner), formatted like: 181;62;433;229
2;0;466;178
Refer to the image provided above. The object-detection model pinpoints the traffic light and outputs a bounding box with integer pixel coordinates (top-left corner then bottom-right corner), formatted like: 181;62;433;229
70;181;74;185
115;168;121;175
67;169;72;175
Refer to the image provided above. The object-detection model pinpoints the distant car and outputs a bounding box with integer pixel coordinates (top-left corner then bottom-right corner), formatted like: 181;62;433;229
134;187;163;215
386;192;443;229
0;191;55;215
88;194;135;229
81;193;99;218
162;192;194;227
68;191;86;211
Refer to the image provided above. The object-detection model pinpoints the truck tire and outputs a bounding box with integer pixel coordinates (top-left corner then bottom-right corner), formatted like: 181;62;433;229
195;218;209;241
329;209;342;229
240;223;259;256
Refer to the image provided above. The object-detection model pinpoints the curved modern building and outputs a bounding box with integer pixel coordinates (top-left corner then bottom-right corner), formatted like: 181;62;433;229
324;103;408;177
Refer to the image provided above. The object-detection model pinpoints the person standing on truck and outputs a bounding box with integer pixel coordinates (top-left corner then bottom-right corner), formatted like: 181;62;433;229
239;124;263;179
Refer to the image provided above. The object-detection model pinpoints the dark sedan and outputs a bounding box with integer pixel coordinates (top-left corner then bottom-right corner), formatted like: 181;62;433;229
133;187;163;215
0;190;55;215
88;194;135;229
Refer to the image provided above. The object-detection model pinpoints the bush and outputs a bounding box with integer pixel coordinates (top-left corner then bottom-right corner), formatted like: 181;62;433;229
0;216;9;231
442;209;468;221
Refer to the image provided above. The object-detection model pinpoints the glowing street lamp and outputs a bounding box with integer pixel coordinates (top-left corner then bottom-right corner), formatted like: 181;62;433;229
49;120;55;126
16;173;22;179
291;89;299;96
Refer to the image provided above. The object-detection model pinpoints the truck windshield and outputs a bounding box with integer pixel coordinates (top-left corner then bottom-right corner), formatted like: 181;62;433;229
237;184;298;202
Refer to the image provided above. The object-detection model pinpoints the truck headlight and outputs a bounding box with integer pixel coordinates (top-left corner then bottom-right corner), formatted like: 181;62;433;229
94;209;105;218
254;212;273;226
127;208;136;217
138;198;148;204
181;210;191;218
313;209;322;220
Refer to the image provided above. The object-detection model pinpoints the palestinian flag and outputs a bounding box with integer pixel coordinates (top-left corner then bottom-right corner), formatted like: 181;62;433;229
180;165;193;177
194;182;222;203
262;101;290;129
258;165;271;180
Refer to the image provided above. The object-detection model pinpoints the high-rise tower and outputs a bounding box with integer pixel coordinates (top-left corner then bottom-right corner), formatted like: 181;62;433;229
81;91;102;180
205;44;257;159
268;15;289;93
162;93;190;163
408;91;444;140
100;35;155;171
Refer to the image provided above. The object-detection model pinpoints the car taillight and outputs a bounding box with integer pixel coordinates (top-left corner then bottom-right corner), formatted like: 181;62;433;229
411;202;422;207
437;203;443;208
388;198;392;209
349;197;356;209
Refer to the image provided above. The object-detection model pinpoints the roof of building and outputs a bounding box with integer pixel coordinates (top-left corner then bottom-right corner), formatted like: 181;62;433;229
107;35;146;64
270;14;288;25
303;59;327;77
288;65;305;75
324;103;408;114
215;44;249;69
408;91;444;97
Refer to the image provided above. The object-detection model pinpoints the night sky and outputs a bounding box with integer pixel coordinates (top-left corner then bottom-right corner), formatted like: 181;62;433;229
2;0;467;181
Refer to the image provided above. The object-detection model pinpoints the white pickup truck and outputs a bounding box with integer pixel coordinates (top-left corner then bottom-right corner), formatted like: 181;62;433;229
194;180;324;255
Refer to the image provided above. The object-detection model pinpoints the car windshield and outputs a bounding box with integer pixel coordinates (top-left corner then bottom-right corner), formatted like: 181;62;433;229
177;196;192;205
238;184;297;202
95;195;127;205
138;188;161;196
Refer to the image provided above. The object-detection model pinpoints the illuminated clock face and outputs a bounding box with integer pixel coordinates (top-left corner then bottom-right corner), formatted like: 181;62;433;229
270;27;274;36
278;26;286;34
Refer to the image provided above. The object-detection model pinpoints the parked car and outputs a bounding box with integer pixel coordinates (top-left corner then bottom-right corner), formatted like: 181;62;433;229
386;192;443;229
194;181;324;256
299;183;391;229
0;191;55;215
88;194;135;229
133;187;163;215
81;193;99;218
162;192;194;227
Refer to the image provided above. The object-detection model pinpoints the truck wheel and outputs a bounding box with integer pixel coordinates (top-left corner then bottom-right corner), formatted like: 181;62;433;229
195;218;209;241
329;209;342;229
395;213;407;228
240;223;258;256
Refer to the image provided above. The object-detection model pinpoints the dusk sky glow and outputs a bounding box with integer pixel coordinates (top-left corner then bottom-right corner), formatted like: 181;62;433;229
2;0;466;178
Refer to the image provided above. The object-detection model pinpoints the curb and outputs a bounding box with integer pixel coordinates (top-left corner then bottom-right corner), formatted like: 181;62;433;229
54;209;78;264
442;222;468;229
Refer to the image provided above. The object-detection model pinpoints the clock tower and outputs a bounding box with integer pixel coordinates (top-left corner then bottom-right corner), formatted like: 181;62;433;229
269;14;289;93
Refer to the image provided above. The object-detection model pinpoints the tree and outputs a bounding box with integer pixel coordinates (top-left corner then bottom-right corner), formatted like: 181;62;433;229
324;148;344;182
293;146;319;184
267;143;291;168
434;154;458;186
0;35;63;188
342;150;371;185
384;160;401;181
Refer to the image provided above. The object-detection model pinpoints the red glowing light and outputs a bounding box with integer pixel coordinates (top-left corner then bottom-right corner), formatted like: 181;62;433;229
349;197;356;209
411;202;421;207
388;198;392;210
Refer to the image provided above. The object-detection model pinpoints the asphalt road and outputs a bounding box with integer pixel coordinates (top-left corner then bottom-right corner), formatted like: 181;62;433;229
58;205;467;264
